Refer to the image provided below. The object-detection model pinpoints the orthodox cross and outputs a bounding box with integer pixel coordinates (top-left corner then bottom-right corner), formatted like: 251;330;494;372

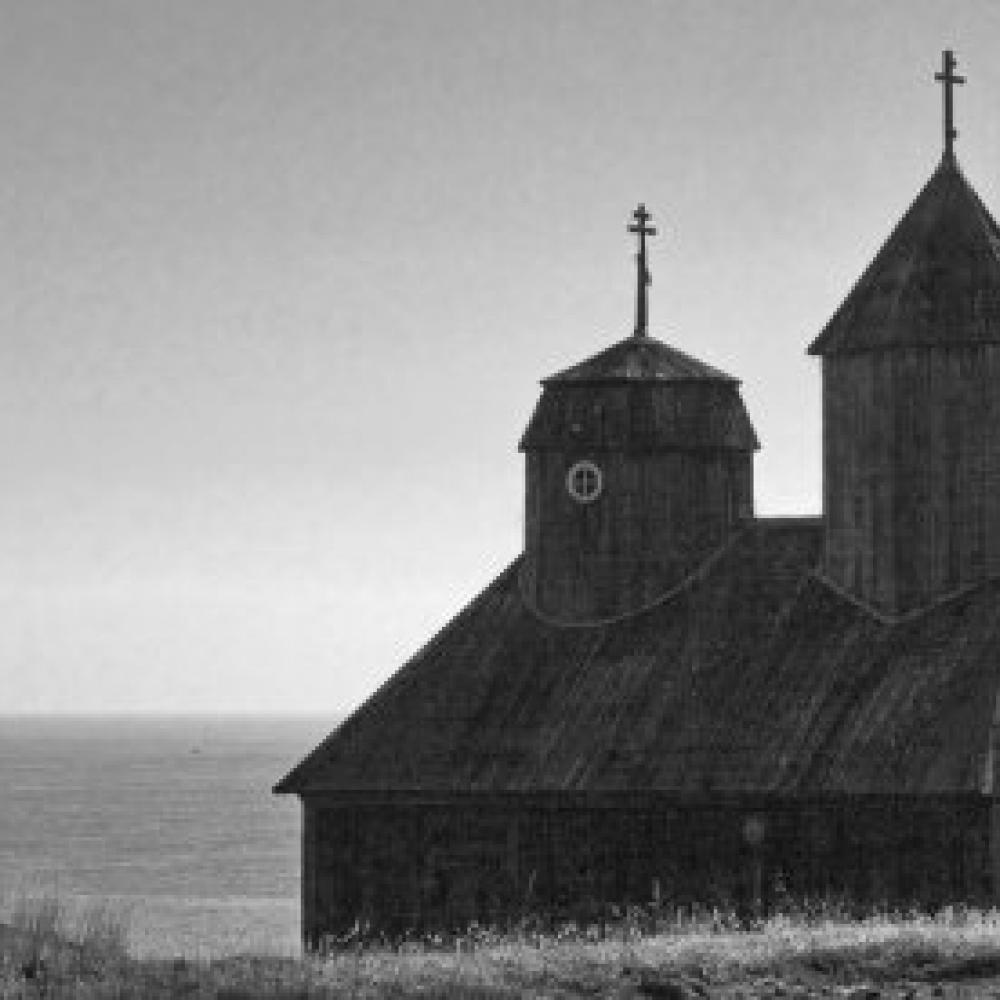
934;49;965;160
628;203;656;337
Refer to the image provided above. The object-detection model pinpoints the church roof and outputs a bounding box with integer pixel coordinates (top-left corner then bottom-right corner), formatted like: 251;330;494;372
809;154;1000;355
520;333;758;453
519;378;759;452
545;334;737;383
275;519;1000;797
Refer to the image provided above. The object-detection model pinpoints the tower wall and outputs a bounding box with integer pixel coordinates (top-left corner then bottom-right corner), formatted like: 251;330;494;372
823;346;1000;612
522;446;752;621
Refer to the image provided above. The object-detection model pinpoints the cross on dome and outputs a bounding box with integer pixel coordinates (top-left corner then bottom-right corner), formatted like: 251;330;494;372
628;203;656;338
934;49;965;161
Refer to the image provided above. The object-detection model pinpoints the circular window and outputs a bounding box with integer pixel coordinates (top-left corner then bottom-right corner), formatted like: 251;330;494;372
566;460;603;504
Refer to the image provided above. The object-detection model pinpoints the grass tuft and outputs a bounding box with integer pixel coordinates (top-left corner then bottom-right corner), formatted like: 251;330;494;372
10;892;63;945
75;898;131;966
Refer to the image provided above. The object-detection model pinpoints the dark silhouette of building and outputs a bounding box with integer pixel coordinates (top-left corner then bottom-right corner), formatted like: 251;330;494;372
276;52;1000;944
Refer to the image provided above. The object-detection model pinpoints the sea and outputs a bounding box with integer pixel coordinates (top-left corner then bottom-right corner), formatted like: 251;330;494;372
0;714;334;958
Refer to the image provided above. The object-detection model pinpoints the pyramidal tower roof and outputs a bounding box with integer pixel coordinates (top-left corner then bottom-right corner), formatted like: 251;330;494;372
810;51;1000;355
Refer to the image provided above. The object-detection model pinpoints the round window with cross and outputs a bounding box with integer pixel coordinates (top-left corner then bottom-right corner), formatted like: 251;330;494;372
566;460;603;504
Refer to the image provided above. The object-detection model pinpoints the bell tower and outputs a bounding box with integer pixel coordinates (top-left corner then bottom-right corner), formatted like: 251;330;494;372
810;52;1000;613
519;205;759;623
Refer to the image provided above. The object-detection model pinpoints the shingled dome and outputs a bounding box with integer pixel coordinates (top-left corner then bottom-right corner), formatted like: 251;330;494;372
520;334;759;454
809;154;1000;355
544;333;737;383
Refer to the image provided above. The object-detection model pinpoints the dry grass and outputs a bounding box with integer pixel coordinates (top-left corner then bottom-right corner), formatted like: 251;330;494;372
4;899;1000;997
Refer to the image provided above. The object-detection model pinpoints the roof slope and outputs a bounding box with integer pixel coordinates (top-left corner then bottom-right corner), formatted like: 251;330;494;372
518;380;760;453
809;155;1000;355
547;334;736;383
521;333;756;453
275;519;1000;796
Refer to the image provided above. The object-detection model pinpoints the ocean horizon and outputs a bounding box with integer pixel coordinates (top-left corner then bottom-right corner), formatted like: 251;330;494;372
0;713;335;958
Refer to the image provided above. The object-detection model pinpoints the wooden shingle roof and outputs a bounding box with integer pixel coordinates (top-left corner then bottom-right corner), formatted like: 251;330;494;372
518;380;759;453
520;334;757;454
546;334;737;384
809;154;1000;355
275;519;1000;796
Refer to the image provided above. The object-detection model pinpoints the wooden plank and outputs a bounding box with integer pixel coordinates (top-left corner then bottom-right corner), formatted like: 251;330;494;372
301;797;317;949
524;442;753;621
822;345;1000;614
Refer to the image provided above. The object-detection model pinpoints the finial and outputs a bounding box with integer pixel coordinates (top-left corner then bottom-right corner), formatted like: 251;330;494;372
627;203;656;338
934;49;965;161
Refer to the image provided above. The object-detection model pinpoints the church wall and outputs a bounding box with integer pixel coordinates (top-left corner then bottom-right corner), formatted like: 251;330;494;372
823;346;1000;613
302;799;317;947
301;793;992;945
823;353;895;609
523;447;751;621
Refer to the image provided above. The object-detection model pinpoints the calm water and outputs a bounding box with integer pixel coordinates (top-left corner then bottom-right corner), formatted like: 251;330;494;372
0;715;332;957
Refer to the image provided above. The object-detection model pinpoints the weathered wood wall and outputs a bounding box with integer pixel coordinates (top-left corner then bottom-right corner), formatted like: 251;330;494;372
301;793;991;944
519;380;755;622
522;448;752;621
824;346;1000;612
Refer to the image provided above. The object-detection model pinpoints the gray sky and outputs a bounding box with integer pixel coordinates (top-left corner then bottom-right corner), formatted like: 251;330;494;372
4;1;1000;714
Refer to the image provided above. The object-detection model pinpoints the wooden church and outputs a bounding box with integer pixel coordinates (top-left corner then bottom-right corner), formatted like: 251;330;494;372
276;52;1000;943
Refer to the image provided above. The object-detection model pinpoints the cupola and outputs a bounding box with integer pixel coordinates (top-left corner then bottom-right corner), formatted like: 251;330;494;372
519;204;759;623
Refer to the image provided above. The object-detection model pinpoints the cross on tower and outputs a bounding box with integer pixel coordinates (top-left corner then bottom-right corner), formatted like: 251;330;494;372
934;49;965;161
628;203;656;338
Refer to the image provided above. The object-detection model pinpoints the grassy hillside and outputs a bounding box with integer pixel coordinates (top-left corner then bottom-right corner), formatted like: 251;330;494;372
4;897;1000;998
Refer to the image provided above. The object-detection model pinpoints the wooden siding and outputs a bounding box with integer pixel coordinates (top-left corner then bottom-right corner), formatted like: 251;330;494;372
523;447;753;620
302;799;317;945
303;793;993;938
824;346;1000;612
519;376;756;621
